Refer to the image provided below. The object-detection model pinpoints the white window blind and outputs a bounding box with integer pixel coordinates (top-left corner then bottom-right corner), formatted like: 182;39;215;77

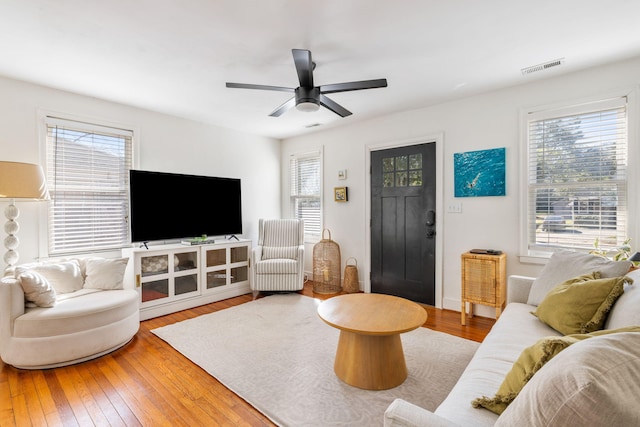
45;117;133;255
526;97;628;254
290;151;321;241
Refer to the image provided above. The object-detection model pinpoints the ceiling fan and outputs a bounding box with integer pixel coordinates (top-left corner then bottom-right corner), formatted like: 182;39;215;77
226;49;388;117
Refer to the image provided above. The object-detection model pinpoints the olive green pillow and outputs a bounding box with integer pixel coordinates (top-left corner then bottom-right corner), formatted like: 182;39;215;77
472;326;640;415
532;273;632;335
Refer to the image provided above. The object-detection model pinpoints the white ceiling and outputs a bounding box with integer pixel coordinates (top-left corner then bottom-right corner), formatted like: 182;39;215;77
2;0;640;139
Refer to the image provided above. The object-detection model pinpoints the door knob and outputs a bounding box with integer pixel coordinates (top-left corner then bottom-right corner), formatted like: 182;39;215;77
425;210;435;226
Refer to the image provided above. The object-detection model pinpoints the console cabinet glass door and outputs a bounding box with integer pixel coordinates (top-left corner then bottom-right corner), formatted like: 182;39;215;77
205;248;227;289
139;248;200;307
174;251;199;296
140;254;170;303
230;246;249;284
202;243;250;291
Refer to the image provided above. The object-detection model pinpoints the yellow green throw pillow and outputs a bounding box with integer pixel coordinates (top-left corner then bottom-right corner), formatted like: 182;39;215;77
472;326;640;415
533;272;632;335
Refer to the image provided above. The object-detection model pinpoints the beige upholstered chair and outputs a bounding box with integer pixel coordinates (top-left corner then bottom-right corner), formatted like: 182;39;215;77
251;218;305;295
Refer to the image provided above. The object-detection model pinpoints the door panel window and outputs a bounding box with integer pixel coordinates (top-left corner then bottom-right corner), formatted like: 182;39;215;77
382;154;423;187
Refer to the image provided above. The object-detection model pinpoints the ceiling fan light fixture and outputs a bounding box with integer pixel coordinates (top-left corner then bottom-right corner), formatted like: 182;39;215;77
226;49;387;117
295;86;320;112
296;101;320;112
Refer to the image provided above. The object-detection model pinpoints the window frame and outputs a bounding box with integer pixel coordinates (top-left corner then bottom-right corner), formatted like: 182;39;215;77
289;149;323;243
519;92;638;262
39;113;137;258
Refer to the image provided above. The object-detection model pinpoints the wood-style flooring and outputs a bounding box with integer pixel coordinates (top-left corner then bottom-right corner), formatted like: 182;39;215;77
1;283;495;427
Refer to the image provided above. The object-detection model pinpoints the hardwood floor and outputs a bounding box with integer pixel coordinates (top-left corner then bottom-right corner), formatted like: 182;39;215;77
1;283;495;427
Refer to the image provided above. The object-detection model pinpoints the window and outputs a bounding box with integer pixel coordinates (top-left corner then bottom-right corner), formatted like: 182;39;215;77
524;97;628;255
45;117;133;255
290;150;322;241
382;153;423;187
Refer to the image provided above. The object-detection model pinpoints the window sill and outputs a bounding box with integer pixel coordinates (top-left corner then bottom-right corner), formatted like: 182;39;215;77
518;254;552;265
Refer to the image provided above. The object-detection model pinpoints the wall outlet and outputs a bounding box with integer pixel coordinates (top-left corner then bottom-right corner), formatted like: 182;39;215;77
447;202;463;213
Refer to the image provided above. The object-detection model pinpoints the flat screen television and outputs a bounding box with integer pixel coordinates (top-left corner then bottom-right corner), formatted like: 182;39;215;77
129;169;242;243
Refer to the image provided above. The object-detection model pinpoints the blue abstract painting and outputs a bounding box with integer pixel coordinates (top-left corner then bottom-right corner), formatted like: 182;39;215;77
454;148;506;197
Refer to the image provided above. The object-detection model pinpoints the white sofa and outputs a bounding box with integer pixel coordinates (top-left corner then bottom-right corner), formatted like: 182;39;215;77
384;251;640;426
1;257;140;369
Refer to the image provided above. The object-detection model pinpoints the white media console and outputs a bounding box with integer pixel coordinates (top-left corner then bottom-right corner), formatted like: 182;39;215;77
123;239;251;320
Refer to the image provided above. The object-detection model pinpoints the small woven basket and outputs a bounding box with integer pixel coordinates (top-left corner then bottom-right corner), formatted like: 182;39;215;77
343;257;359;293
313;229;342;294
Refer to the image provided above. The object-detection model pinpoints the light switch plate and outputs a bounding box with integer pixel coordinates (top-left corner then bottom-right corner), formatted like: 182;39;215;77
447;202;462;213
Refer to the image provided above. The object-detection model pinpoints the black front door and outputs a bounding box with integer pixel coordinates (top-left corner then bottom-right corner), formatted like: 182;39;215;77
370;143;436;305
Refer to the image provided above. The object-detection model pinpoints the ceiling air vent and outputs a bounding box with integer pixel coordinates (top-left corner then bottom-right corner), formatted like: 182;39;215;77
521;58;565;75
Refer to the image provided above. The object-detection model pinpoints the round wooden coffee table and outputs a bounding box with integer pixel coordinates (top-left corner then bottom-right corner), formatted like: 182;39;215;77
317;293;427;390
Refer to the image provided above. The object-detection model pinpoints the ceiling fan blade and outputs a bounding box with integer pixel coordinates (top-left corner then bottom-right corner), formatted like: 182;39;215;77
226;82;295;93
269;97;296;117
319;94;352;117
292;49;314;88
320;78;388;94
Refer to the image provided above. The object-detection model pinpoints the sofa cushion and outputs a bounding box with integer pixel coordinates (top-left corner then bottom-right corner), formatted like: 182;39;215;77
472;326;640;415
261;219;303;247
83;257;129;290
495;331;640;427
527;250;631;306
471;335;576;414
606;268;640;329
18;270;57;307
255;258;299;274
15;260;84;294
433;303;560;427
262;246;298;260
13;289;139;338
533;274;631;334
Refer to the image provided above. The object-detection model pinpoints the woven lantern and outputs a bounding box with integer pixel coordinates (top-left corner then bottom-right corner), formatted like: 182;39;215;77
313;229;342;294
343;257;359;293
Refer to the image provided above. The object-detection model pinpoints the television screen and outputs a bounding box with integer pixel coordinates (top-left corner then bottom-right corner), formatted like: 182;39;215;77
129;170;242;242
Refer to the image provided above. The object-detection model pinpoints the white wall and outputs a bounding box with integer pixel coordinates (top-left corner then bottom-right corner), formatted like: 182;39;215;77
4;55;639;315
0;76;281;269
281;56;640;316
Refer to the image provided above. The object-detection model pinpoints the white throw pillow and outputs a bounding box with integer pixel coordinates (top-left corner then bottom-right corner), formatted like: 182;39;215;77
83;257;129;290
495;332;640;426
18;270;57;307
527;250;631;306
605;268;640;329
15;260;84;294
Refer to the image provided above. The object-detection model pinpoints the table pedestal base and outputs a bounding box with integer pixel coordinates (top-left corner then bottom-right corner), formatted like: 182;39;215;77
334;330;407;390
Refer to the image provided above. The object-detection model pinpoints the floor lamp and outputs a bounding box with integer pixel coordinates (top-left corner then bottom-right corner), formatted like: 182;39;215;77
0;161;50;268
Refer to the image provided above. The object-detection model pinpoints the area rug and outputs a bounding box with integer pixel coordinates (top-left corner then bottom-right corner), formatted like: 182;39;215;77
151;294;479;426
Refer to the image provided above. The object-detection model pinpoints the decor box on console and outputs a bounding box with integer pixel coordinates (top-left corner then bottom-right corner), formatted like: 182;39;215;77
384;250;640;427
1;257;139;369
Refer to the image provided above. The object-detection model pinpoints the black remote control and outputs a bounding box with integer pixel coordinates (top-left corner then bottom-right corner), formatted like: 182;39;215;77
470;249;502;255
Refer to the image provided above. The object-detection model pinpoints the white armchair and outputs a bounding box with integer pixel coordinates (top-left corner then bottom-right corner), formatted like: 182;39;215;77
251;219;305;294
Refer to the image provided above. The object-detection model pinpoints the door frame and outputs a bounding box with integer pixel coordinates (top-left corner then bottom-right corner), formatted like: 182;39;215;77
364;133;445;308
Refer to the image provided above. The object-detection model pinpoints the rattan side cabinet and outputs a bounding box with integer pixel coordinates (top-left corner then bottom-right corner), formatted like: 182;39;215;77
460;252;506;325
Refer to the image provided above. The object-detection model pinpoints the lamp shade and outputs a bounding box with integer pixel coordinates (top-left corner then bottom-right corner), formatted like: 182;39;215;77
296;101;320;112
0;161;49;200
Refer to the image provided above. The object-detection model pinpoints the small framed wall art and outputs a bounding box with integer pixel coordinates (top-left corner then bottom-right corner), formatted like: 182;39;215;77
334;186;348;202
